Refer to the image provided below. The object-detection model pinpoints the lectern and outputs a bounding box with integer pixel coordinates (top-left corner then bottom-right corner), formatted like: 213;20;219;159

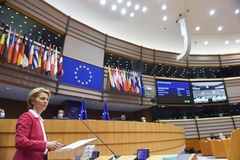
55;137;98;160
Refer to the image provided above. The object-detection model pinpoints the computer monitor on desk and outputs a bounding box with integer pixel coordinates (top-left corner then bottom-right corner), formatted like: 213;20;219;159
135;149;149;160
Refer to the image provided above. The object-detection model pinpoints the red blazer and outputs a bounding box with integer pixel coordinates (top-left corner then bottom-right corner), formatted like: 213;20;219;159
13;111;47;160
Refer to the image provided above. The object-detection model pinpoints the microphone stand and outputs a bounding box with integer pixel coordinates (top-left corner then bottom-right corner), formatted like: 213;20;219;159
79;119;121;160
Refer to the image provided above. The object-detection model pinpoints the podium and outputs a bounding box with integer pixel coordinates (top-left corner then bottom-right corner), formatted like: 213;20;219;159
55;137;98;160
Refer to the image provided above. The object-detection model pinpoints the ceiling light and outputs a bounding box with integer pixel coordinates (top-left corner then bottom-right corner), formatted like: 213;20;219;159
195;26;200;31
11;16;14;18
24;21;27;24
16;12;18;14
135;5;139;10
11;21;14;24
162;5;167;10
235;9;239;14
112;5;117;10
6;87;11;90
142;7;147;12
33;25;36;27
210;10;215;15
236;39;240;43
121;9;126;14
127;1;131;7
163;16;167;21
118;0;122;3
204;41;208;45
100;0;106;5
19;25;22;27
225;40;229;44
218;26;222;31
25;16;28;19
130;12;134;17
1;11;4;13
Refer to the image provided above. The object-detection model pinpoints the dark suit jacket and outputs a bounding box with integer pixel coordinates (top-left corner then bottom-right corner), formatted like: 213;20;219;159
13;111;47;160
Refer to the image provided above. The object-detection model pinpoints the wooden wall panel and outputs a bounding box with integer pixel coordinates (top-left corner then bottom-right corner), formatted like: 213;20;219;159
188;55;220;67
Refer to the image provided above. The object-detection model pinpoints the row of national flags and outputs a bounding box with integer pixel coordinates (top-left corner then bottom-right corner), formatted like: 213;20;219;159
107;66;145;95
79;99;110;120
0;25;64;78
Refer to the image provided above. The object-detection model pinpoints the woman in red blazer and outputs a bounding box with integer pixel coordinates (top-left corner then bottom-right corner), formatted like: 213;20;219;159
13;87;63;160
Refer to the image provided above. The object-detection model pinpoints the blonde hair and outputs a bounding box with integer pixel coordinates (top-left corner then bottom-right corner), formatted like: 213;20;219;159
27;87;51;109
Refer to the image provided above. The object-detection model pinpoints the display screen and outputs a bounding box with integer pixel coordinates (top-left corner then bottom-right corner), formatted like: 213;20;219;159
137;149;149;160
191;81;228;104
156;80;192;104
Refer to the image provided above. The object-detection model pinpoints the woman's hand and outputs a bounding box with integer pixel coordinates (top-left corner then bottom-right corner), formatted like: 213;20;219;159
47;139;63;151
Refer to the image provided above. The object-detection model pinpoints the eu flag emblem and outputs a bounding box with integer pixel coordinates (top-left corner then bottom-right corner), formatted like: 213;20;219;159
59;56;103;91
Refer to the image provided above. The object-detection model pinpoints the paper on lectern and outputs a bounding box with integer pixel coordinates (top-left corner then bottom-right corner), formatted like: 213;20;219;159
55;137;98;152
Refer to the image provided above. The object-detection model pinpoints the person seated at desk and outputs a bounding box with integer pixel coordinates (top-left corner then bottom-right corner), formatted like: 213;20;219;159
141;117;146;122
210;133;217;140
218;133;226;139
53;109;68;119
121;115;126;121
0;109;5;119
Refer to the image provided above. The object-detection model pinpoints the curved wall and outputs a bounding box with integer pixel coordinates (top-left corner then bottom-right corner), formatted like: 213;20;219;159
1;0;240;107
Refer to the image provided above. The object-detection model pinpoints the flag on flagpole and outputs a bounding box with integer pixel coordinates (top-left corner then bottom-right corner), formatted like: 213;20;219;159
22;35;30;68
41;45;47;72
17;34;26;66
7;28;16;63
79;99;88;120
57;49;63;78
1;26;12;63
101;102;110;120
28;37;34;66
0;25;7;55
12;30;22;64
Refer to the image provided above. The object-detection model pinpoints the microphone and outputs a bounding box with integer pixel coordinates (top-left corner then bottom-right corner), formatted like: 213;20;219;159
79;119;121;160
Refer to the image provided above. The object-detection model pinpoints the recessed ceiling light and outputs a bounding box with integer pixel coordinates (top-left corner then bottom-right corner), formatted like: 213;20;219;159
236;39;240;43
11;16;14;18
24;21;27;24
121;8;126;14
7;7;10;10
130;12;134;17
33;25;36;27
218;26;222;31
210;10;215;15
25;16;28;19
16;12;18;14
162;5;167;10
225;40;229;44
1;11;4;13
135;5;139;10
127;1;131;7
11;21;14;24
19;25;22;27
204;41;208;45
6;87;11;90
163;16;167;21
100;0;106;5
195;26;200;31
142;7;147;12
235;9;239;14
118;0;122;3
112;5;117;10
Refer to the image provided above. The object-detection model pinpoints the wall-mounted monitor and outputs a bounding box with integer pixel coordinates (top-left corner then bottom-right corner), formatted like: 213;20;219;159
191;81;228;104
156;80;192;104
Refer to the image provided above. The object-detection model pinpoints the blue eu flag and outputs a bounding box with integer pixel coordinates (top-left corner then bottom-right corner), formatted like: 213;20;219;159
101;102;110;120
59;56;103;91
79;99;88;120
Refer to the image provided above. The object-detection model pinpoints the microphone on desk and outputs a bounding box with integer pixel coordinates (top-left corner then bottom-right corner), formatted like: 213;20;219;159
79;119;121;160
